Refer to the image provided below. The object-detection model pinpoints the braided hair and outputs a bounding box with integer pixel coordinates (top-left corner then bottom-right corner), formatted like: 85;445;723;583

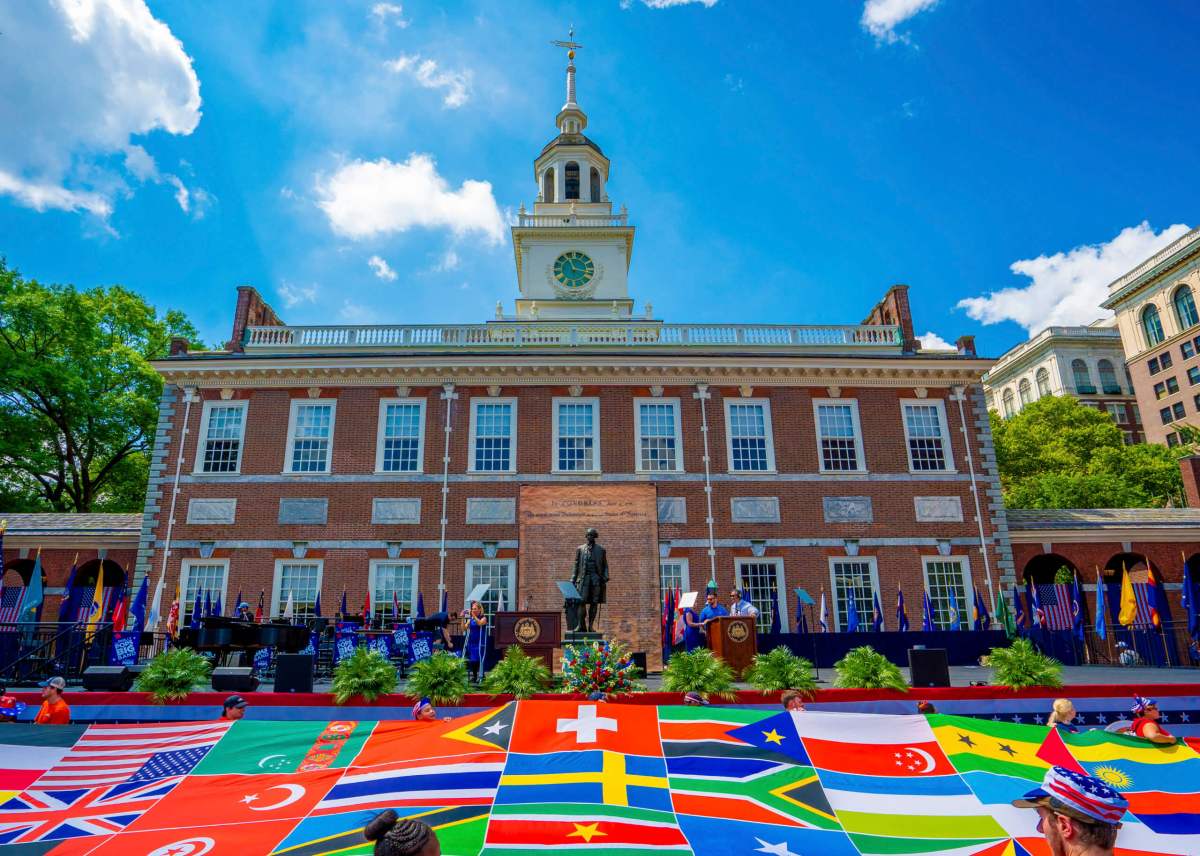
364;810;437;856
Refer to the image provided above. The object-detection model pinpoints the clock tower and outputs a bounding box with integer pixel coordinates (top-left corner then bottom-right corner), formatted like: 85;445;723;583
510;33;638;321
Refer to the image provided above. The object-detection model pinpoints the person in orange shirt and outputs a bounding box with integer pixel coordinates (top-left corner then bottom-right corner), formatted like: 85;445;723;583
34;676;71;725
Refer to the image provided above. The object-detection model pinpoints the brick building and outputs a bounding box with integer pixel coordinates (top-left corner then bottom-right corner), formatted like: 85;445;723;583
127;51;1009;668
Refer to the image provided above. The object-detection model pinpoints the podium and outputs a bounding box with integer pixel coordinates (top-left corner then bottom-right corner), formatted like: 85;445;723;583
707;616;757;678
494;611;561;669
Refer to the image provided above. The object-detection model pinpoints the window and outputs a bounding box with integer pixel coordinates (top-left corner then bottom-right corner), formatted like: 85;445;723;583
1154;381;1168;400
589;167;602;203
285;400;335;473
470;399;516;473
829;558;879;632
725;399;775;472
1130;404;1141;423
1070;359;1094;393
901;400;954;472
659;559;690;596
1160;406;1172;425
272;560;322;619
922;557;972;631
375;399;425;473
1173;402;1186;420
1035;368;1051;397
465;560;516;620
180;559;229;611
1097;359;1120;394
554;398;600;472
736;558;785;633
1148;357;1161;375
195;402;247;474
814;400;866;472
1105;403;1125;422
1018;379;1032;405
564;161;580;200
1001;389;1015;418
1168;377;1180;394
541;168;555;203
1188;367;1200;386
1195;394;1200;412
1160;351;1174;369
369;560;418;619
1174;286;1199;330
1184;341;1196;359
1143;304;1165;346
635;399;682;472
1167;432;1181;447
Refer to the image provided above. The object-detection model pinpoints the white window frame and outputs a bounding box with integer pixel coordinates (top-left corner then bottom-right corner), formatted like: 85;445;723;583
735;557;786;632
659;558;690;595
633;397;684;473
193;400;248;475
921;556;974;631
368;558;420;618
900;398;956;474
723;398;777;473
179;558;230;610
465;558;517;620
270;558;324;618
468;397;517;474
552;396;601;474
827;556;881;632
283;399;337;475
813;398;868;474
374;397;426;474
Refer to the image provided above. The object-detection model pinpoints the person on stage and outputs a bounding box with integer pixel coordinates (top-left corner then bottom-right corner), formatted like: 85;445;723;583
680;602;705;652
236;602;253;621
462;600;488;682
729;588;759;618
699;592;729;629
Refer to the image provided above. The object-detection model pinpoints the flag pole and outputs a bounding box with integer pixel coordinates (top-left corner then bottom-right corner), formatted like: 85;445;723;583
1099;566;1114;666
1147;554;1172;667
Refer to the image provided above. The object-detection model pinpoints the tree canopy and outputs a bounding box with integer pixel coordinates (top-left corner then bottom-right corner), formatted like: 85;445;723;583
0;260;202;512
990;395;1185;509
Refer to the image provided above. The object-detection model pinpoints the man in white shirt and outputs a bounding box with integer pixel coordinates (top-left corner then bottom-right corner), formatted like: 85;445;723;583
729;588;759;618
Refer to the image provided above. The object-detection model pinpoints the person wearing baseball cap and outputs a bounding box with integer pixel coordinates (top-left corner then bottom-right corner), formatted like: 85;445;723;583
221;695;248;720
35;676;70;725
682;691;709;706
1012;766;1127;855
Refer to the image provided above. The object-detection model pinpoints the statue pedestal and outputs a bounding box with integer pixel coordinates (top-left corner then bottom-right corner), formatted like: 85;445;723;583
564;630;604;646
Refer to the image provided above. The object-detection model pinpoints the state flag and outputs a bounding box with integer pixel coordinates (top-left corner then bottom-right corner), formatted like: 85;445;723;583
803;736;955;777
271;805;489;856
483;802;691;854
507;699;662;757
313;752;504;812
351;704;513;767
728;710;812;765
929;714;1051;782
674;815;861;856
496;750;672;813
191;720;373;775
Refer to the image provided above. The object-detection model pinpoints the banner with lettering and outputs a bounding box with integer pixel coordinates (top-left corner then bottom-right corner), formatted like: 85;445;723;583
109;631;139;666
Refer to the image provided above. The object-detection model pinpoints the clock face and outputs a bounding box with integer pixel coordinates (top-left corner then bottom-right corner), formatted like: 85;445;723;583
553;251;595;290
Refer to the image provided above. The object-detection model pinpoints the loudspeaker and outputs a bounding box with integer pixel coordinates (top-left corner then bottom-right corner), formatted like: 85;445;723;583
274;653;314;694
908;647;950;688
630;652;648;675
82;665;133;692
211;667;260;693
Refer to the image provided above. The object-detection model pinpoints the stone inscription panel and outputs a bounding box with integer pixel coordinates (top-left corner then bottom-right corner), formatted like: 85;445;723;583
823;496;873;524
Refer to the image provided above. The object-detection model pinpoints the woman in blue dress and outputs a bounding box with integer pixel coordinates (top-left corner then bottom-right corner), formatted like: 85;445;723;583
463;600;488;682
680;605;705;652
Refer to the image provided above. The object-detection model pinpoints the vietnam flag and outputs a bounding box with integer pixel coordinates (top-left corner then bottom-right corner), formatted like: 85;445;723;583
507;699;663;757
803;736;956;777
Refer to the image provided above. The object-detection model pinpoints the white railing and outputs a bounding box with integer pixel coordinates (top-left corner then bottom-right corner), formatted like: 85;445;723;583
243;322;904;351
516;212;629;228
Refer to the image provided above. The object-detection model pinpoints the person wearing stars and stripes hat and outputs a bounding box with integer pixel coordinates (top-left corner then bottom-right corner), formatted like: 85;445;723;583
1129;695;1175;744
1012;766;1128;855
412;696;450;722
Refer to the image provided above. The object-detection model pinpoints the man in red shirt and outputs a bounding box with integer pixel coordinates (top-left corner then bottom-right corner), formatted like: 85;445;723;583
34;676;70;725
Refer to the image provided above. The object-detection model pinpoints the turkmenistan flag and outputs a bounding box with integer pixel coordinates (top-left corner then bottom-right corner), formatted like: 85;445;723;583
192;720;374;775
929;713;1050;782
482;802;691;855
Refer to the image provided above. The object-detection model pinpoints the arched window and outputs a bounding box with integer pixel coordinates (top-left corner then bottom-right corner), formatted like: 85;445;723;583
1002;388;1015;418
1018;378;1032;405
1035;367;1051;396
541;168;555;203
1143;304;1164;345
589;167;602;203
1174;286;1199;330
1071;359;1093;392
1098;359;1120;394
564;161;580;200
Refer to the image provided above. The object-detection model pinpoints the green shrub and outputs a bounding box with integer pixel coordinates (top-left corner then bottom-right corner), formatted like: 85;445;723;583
406;651;469;705
482;645;552;699
745;646;817;694
660;649;735;700
331;646;398;704
1053;567;1075;585
135;647;212;703
833;646;908;691
986;638;1063;690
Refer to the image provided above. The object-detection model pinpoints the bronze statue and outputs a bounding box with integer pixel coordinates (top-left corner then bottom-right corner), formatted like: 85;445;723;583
571;528;609;632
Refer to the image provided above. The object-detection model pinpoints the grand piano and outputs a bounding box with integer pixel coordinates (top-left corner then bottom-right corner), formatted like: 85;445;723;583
177;616;311;665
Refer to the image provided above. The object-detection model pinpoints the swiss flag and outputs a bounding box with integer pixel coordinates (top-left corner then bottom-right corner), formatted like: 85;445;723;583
507;699;663;757
803;736;954;776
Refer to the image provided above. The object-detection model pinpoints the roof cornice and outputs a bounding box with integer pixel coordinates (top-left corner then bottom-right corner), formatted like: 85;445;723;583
1102;226;1200;309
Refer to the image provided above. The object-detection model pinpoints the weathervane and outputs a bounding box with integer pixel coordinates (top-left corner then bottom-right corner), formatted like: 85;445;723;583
551;25;583;58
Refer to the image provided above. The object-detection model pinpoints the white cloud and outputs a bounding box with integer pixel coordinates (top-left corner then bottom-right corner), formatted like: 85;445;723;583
370;3;409;27
315;153;505;244
278;282;319;307
918;331;954;350
637;0;720;7
368;255;398;281
340;299;374;323
386;54;471;109
122;144;210;217
724;74;744;93
957;222;1192;336
0;0;201;219
861;0;940;43
434;249;460;272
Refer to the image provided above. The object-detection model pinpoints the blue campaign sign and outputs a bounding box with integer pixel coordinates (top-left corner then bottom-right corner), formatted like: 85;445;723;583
253;645;273;672
109;632;139;666
392;623;413;659
334;632;357;664
410;632;433;662
300;632;318;657
370;635;390;658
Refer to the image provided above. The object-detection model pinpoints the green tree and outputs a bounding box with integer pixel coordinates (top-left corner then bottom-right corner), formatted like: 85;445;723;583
990;395;1184;508
0;260;203;512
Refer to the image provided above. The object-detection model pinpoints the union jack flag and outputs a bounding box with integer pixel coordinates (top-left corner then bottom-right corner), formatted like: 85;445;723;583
0;585;25;624
1035;583;1075;631
0;777;177;844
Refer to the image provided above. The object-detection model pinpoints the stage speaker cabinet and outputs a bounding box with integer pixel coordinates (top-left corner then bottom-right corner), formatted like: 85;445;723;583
274;653;314;694
211;666;260;693
630;652;648;676
82;665;133;692
908;647;950;688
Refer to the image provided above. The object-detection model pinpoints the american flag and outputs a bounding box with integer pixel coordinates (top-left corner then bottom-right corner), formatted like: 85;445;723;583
73;587;117;624
0;585;25;624
1130;582;1156;628
0;777;177;844
32;722;230;789
1035;583;1075;631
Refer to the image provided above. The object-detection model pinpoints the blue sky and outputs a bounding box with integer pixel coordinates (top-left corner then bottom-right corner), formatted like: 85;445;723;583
1;0;1196;357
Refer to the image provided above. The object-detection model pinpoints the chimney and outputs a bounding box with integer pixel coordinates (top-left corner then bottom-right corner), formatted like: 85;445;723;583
168;337;190;357
956;335;977;357
226;285;284;352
